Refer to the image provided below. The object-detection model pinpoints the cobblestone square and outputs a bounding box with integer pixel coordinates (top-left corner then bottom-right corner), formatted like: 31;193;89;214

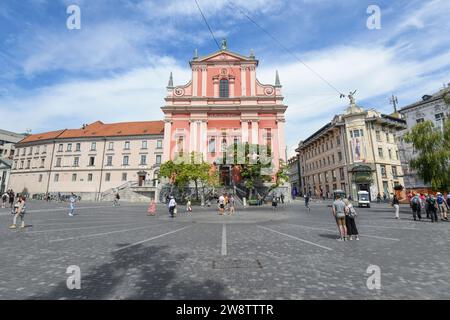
0;200;449;300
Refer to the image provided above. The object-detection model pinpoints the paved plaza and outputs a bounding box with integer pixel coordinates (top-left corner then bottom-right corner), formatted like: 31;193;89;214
0;199;449;300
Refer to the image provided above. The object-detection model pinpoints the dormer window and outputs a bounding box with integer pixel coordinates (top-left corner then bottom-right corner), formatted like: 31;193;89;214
219;79;229;98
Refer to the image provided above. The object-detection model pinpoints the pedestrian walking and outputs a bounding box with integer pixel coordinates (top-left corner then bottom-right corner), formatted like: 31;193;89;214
426;194;438;223
392;195;400;219
305;194;311;212
186;198;192;214
332;195;348;241
436;192;448;221
9;196;26;229
8;190;15;208
344;198;359;240
272;195;278;212
1;192;9;208
113;192;120;207
68;193;76;216
377;193;381;203
147;198;156;216
229;195;235;215
218;194;225;215
411;194;422;221
168;196;177;218
280;193;285;204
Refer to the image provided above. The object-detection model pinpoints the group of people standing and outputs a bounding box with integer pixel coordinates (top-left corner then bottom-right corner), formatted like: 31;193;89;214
409;192;449;222
218;194;235;215
332;195;360;241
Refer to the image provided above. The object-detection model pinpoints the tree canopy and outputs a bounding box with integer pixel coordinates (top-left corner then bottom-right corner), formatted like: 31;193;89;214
404;119;450;191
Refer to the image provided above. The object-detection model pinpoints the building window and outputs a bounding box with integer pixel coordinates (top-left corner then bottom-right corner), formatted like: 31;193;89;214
392;166;398;177
396;150;399;160
124;141;130;150
156;155;161;164
386;133;390;143
339;168;345;180
140;155;147;165
388;149;392;159
75;143;81;152
376;131;381;142
88;173;93;182
435;113;445;121
35;146;40;154
122;173;127;181
20;161;24;169
73;157;79;167
22;148;26;156
108;142;114;150
123;156;129;166
67;143;72;152
209;138;216;153
56;158;62;167
105;173;111;182
142;141;148;149
54;174;59;182
338;152;342;162
177;136;184;156
106;156;113;166
381;165;387;178
378;148;384;158
38;174;43;183
157;140;163;149
91;142;96;151
219;79;229;98
416;118;424;123
72;174;77;182
58;144;63;152
89;157;95;166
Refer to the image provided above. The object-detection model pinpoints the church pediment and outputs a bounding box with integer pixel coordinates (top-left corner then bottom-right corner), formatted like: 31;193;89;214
193;50;256;65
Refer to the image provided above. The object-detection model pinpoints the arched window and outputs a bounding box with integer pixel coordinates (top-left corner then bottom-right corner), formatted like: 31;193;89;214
219;79;229;98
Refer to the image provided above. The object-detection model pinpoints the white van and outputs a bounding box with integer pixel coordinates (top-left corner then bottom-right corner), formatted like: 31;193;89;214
357;191;370;208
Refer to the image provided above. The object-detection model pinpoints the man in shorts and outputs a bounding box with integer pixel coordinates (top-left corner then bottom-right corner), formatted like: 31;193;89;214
332;195;348;241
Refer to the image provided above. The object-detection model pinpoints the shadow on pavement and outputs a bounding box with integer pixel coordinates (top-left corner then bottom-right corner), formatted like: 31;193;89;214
29;244;227;300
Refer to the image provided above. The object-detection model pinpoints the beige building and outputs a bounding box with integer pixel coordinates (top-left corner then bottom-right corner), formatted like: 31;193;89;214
296;101;406;201
8;121;164;202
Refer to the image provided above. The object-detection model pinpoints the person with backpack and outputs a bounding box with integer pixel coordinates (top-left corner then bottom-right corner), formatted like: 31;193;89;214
392;194;400;219
9;196;26;229
344;198;359;240
113;192;120;207
332;195;348;241
436;193;448;221
427;194;438;223
168;196;177;218
411;194;422;221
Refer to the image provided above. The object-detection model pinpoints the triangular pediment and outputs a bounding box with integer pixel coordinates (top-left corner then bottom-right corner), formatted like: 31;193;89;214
194;50;255;63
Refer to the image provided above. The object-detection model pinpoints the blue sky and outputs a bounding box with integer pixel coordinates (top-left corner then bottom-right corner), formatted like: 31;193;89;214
1;0;449;157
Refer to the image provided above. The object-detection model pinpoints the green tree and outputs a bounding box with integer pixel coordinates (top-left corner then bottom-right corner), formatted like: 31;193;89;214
404;119;450;191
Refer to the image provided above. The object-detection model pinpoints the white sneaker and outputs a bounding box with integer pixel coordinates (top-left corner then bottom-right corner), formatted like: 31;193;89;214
68;213;73;216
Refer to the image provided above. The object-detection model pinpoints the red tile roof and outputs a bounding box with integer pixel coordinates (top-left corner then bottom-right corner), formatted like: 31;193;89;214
18;121;164;144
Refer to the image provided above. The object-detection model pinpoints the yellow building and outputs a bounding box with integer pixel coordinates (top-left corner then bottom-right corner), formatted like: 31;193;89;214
296;101;406;201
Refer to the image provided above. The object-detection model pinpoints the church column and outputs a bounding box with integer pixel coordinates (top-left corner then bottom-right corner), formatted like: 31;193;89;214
201;66;207;97
250;66;256;96
189;121;195;153
240;66;247;96
252;120;259;145
213;78;219;97
163;120;172;162
241;121;249;143
229;78;235;97
192;67;198;97
277;119;286;162
200;120;207;158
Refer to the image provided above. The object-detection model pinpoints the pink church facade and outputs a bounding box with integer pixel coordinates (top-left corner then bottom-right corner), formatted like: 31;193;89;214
161;45;288;184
